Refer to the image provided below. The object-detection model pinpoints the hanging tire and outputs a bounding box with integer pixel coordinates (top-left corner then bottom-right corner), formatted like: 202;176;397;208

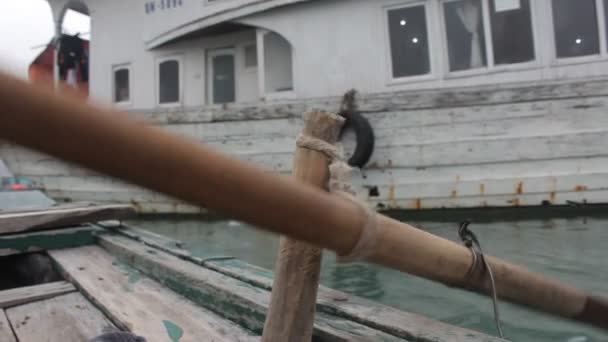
341;111;375;168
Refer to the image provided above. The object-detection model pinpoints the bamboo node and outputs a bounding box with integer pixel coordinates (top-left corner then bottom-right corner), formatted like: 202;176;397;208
335;191;378;263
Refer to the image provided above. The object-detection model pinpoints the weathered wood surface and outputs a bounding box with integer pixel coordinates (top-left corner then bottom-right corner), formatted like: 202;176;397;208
0;310;16;342
98;230;504;342
4;79;608;213
136;77;608;124
6;292;115;341
97;234;422;342
98;221;195;255
0;190;55;213
9;97;608;164
206;259;506;342
263;111;342;342
50;245;258;342
0;203;136;235
0;226;98;257
17;157;608;212
0;281;76;309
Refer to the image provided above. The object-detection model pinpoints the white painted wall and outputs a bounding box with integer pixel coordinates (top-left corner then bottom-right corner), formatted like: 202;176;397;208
239;0;608;98
238;44;260;102
47;0;608;106
47;0;263;108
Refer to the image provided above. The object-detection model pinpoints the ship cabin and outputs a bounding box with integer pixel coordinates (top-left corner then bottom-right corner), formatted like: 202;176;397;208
44;0;608;108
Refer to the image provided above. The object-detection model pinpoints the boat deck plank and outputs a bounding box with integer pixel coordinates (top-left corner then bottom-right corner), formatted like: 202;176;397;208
0;226;98;257
105;224;505;342
0;203;136;235
5;292;115;342
49;245;258;342
207;259;505;342
0;281;76;309
97;234;454;342
0;309;16;342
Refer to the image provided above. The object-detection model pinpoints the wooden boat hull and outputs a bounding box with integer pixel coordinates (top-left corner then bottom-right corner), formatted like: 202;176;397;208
2;77;608;213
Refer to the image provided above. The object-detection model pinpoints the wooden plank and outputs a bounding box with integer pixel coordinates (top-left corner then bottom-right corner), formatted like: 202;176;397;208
96;235;411;342
0;281;76;309
0;191;55;213
0;203;136;235
49;245;258;342
368;188;608;210
0;226;98;257
102;226;500;341
44;191;203;214
20;155;608;214
364;173;608;203
239;129;608;172
6;292;115;341
135;78;608;124
97;221;194;256
95;234;501;342
164;101;608;154
204;258;507;342
0;310;16;342
102;226;503;342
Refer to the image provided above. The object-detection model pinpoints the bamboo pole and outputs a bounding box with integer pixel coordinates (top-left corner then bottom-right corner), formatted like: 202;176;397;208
262;111;343;342
0;72;606;330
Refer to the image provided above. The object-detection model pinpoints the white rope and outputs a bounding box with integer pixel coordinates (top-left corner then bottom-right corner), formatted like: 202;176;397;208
296;133;378;263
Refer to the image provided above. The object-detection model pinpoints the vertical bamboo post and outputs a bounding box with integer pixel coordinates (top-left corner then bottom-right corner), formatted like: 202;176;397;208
261;110;344;342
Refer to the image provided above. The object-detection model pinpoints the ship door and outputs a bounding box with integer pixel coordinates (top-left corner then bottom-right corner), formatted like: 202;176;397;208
208;49;236;104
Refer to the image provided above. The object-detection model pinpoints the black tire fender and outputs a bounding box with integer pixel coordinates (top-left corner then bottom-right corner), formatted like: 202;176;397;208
341;111;375;168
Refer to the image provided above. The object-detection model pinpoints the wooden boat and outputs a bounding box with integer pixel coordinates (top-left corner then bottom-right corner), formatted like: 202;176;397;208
1;73;606;340
0;188;504;341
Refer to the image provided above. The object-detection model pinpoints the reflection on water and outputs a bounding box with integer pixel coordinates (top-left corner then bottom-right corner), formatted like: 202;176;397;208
329;263;385;301
136;216;608;342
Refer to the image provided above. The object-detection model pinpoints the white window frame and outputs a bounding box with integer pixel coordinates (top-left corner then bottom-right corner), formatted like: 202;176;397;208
111;63;132;106
383;1;439;85
155;55;183;107
256;28;297;100
439;0;541;79
548;0;608;66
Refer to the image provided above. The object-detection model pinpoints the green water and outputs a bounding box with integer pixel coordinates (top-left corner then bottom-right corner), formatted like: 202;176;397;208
137;216;608;341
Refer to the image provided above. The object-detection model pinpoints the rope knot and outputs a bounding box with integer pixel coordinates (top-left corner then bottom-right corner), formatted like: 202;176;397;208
295;124;377;263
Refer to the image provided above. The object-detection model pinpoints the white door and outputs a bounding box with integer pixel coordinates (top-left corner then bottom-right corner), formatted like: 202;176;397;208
207;48;236;104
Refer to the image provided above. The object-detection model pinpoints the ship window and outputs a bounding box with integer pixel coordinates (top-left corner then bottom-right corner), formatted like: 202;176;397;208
387;4;431;78
158;59;180;104
113;66;130;103
552;0;600;58
442;0;535;72
443;0;487;71
244;44;257;68
489;0;535;65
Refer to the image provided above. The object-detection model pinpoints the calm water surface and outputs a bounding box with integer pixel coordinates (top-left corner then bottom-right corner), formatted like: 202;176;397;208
137;216;608;342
